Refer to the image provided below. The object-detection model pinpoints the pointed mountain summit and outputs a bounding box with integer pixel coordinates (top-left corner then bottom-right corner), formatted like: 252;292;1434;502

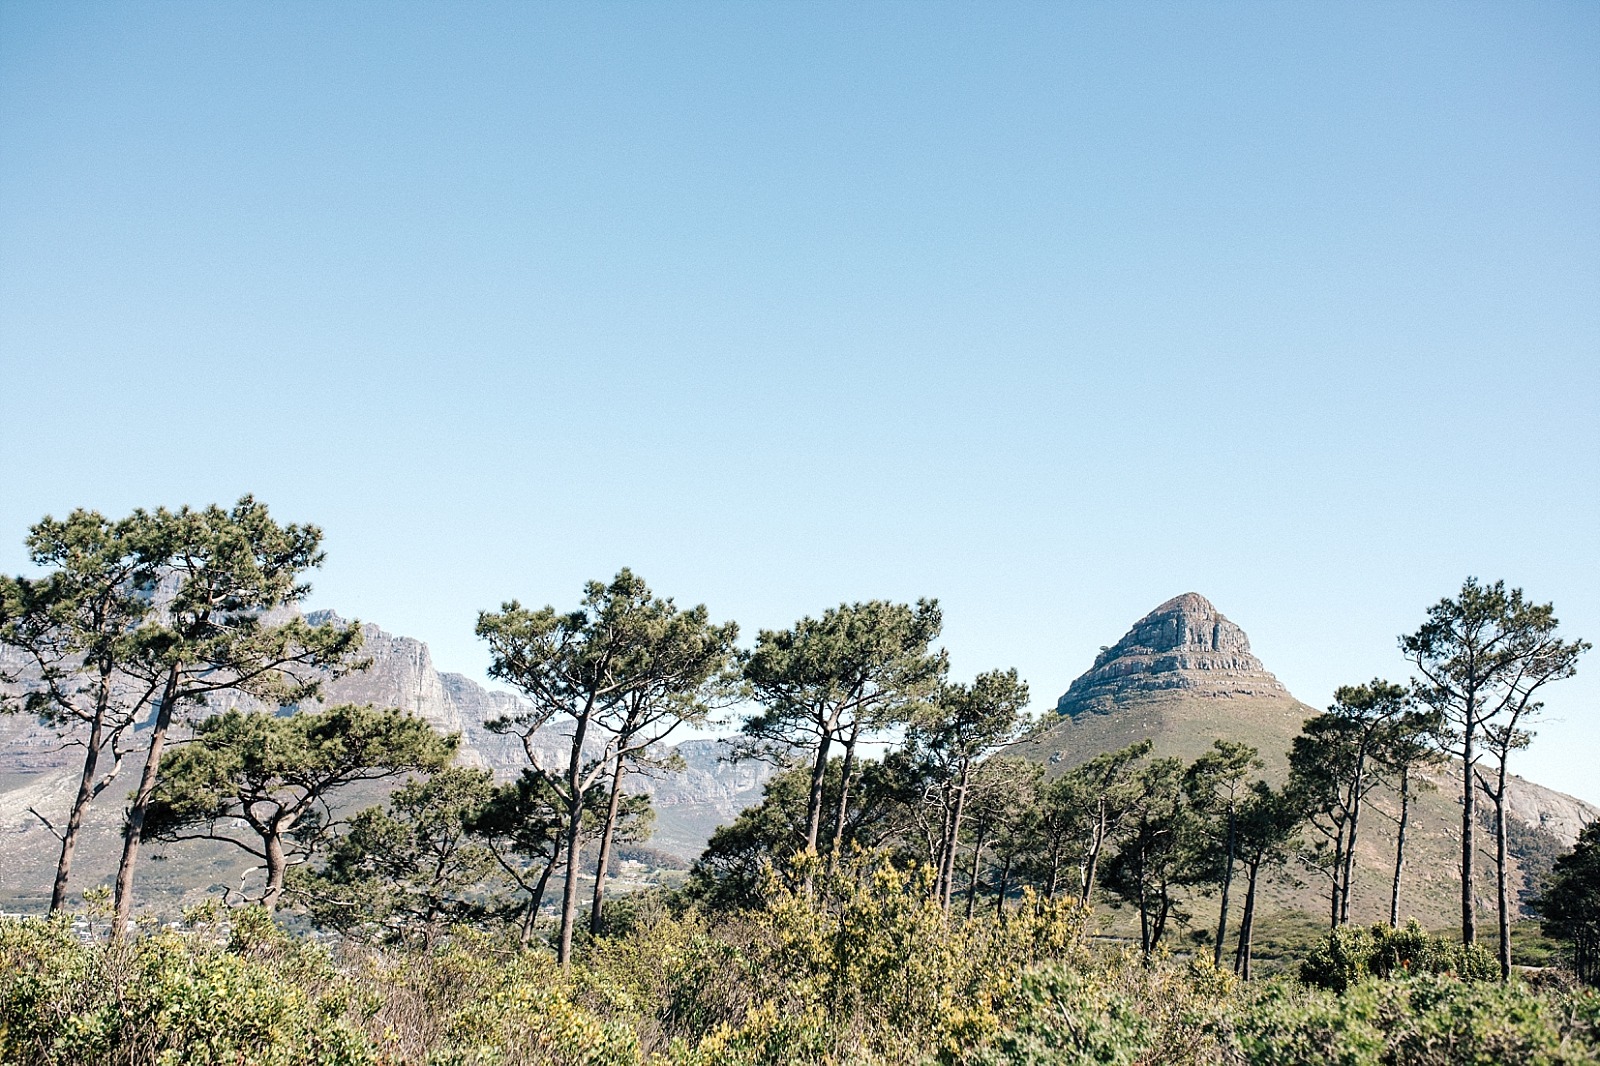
1056;593;1288;717
1014;592;1597;928
1021;593;1311;775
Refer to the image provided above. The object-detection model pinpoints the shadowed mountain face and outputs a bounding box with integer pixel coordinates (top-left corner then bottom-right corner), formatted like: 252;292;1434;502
1019;593;1596;929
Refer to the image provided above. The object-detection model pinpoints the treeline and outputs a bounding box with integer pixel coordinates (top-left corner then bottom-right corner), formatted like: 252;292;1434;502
0;498;1593;989
4;850;1600;1065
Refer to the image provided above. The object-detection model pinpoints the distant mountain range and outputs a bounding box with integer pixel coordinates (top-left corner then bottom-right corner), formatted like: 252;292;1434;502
3;593;1592;928
0;613;773;911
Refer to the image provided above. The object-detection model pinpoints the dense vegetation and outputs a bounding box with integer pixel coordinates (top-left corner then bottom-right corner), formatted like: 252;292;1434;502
4;864;1599;1065
2;498;1597;1063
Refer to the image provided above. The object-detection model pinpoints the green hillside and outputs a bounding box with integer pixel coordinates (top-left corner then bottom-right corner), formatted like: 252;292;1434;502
1010;594;1591;934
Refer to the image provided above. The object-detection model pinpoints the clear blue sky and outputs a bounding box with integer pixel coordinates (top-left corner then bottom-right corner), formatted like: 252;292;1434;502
3;3;1597;801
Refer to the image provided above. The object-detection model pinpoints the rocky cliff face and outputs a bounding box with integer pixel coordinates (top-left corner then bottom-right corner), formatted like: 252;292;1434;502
300;611;473;743
0;611;773;876
1056;593;1289;717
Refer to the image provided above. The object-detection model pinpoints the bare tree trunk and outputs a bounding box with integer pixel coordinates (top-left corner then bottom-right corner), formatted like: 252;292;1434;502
1328;823;1345;930
521;844;561;944
51;668;113;912
933;793;955;899
1234;858;1260;979
828;723;859;859
589;751;627;936
1151;892;1170;950
1390;765;1411;927
940;766;970;909
964;821;988;920
1461;703;1478;946
1137;853;1151;954
1080;800;1106;904
557;796;584;969
1339;751;1369;926
519;894;539;943
113;664;179;936
1213;807;1237;967
994;854;1012;916
803;729;834;854
1491;764;1512;981
261;831;287;912
556;706;592;970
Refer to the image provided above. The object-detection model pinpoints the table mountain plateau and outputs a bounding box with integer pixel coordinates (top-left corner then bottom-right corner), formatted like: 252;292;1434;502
0;614;772;912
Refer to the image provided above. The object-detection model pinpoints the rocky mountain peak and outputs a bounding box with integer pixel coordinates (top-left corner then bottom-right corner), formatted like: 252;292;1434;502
1056;593;1288;717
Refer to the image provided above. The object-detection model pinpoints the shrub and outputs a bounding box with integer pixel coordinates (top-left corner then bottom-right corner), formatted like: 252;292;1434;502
956;964;1153;1066
345;930;639;1066
1233;979;1386;1066
1235;973;1600;1066
6;872;1598;1066
0;906;375;1066
643;853;1089;1064
1299;920;1499;992
956;955;1239;1066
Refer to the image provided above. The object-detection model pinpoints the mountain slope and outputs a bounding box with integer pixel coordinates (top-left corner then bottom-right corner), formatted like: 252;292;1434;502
1014;593;1595;929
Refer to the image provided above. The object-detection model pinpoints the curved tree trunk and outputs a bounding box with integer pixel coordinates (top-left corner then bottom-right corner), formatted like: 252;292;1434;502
261;831;288;912
114;664;180;936
522;841;561;944
51;666;113;912
1080;799;1107;904
519;896;539;943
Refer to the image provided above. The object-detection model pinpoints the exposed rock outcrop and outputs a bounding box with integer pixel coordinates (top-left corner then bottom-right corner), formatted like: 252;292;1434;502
1056;593;1288;717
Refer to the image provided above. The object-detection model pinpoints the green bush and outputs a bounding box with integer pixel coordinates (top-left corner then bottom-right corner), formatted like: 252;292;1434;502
1235;974;1600;1066
956;964;1153;1066
1299;920;1499;992
344;930;639;1066
0;906;374;1066
639;855;1091;1064
1234;979;1386;1066
4;872;1599;1066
